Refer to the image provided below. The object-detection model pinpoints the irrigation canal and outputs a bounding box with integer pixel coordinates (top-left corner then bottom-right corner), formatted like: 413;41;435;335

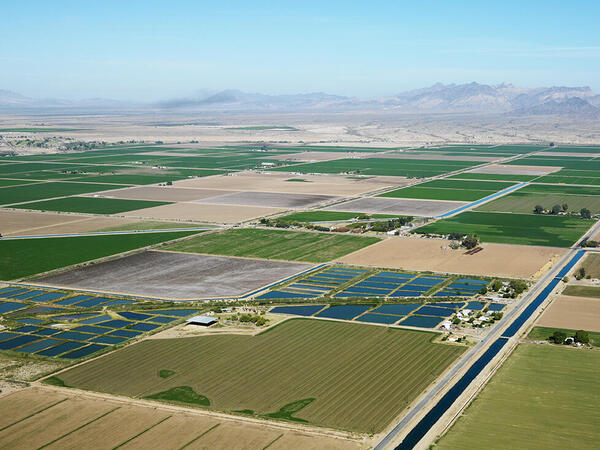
377;248;586;449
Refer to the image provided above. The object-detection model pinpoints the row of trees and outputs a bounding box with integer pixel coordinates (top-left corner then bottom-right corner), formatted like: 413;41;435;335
533;204;593;219
549;329;590;344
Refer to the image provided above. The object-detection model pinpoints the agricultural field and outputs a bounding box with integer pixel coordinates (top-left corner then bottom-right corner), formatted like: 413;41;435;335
534;168;600;186
325;197;468;217
35;251;313;299
55;318;465;433
0;181;125;205
536;294;600;332
380;179;516;202
0;230;198;279
164;228;380;263
562;285;600;298
12;196;170;214
527;326;600;346
270;157;481;178
477;184;600;214
414;211;594;247
436;344;600;450
337;236;564;279
275;210;402;222
447;173;538;182
579;253;600;278
0;388;357;450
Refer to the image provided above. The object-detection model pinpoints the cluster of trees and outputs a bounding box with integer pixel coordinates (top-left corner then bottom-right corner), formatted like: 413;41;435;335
259;215;413;234
448;233;480;249
575;267;590;280
487;278;527;298
533;204;593;219
581;239;599;248
233;313;268;326
549;329;589;344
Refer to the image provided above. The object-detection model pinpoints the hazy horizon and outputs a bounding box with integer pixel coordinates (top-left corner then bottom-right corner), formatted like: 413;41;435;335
3;1;600;101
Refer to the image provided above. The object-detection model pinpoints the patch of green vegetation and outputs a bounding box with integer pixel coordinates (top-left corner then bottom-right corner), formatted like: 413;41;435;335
43;375;68;387
527;326;600;346
508;155;600;171
284;178;310;182
380;179;516;201
437;344;600;449
72;174;188;185
0;179;38;187
476;190;600;214
270;157;480;178
145;386;210;406
448;173;539;182
562;285;600;298
164;228;380;263
0;181;125;205
158;369;176;378
414;211;594;247
13;196;170;214
0;230;199;280
263;398;315;423
234;409;255;415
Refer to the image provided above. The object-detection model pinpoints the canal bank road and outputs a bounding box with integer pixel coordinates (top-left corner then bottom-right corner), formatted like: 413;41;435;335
380;248;585;450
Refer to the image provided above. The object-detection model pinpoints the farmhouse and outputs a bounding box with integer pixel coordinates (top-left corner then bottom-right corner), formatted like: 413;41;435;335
186;315;217;327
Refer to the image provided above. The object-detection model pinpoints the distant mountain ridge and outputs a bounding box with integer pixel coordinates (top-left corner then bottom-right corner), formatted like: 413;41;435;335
1;83;599;117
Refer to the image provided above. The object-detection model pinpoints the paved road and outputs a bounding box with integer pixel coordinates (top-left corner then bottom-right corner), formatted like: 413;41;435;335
375;217;600;449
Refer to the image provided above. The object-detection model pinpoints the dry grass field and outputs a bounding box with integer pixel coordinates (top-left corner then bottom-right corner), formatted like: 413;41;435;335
173;171;405;196
579;253;600;278
536;294;600;332
123;202;285;223
0;387;360;449
0;209;89;234
338;236;565;279
55;319;464;433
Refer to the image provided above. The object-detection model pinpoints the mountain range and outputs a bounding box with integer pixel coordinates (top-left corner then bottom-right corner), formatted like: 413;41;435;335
1;83;599;117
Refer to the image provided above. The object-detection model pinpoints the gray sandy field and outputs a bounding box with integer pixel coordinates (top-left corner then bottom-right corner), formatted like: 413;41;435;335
34;250;313;299
325;197;468;216
196;191;339;208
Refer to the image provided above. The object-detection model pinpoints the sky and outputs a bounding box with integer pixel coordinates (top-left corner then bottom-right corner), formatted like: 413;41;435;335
2;0;600;101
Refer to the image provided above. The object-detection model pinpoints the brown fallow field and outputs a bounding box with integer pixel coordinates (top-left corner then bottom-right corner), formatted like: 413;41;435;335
337;236;566;279
536;294;600;332
0;387;359;449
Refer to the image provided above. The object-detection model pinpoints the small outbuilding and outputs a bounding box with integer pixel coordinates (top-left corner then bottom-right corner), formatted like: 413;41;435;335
186;315;217;327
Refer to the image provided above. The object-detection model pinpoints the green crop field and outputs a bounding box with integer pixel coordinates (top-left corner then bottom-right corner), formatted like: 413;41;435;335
508;156;600;171
164;228;380;262
0;179;38;187
275;210;402;222
70;174;188;185
437;344;600;450
0;230;199;280
562;285;600;298
527;326;600;346
0;181;125;205
55;318;465;433
413;211;594;247
12;196;170;214
448;173;539;182
534;175;600;185
476;192;600;214
270;158;480;178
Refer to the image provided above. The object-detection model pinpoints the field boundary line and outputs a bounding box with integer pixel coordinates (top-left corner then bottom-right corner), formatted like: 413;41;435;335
37;406;121;449
112;414;172;449
0;397;69;433
178;423;221;449
262;433;284;449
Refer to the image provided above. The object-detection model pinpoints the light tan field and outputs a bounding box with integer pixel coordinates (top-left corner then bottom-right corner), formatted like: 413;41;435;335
591;228;600;241
537;294;600;332
8;216;141;236
123;202;285;223
337;236;566;279
468;164;562;176
96;186;235;202
579;253;600;278
0;209;83;234
0;388;362;450
173;171;406;196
